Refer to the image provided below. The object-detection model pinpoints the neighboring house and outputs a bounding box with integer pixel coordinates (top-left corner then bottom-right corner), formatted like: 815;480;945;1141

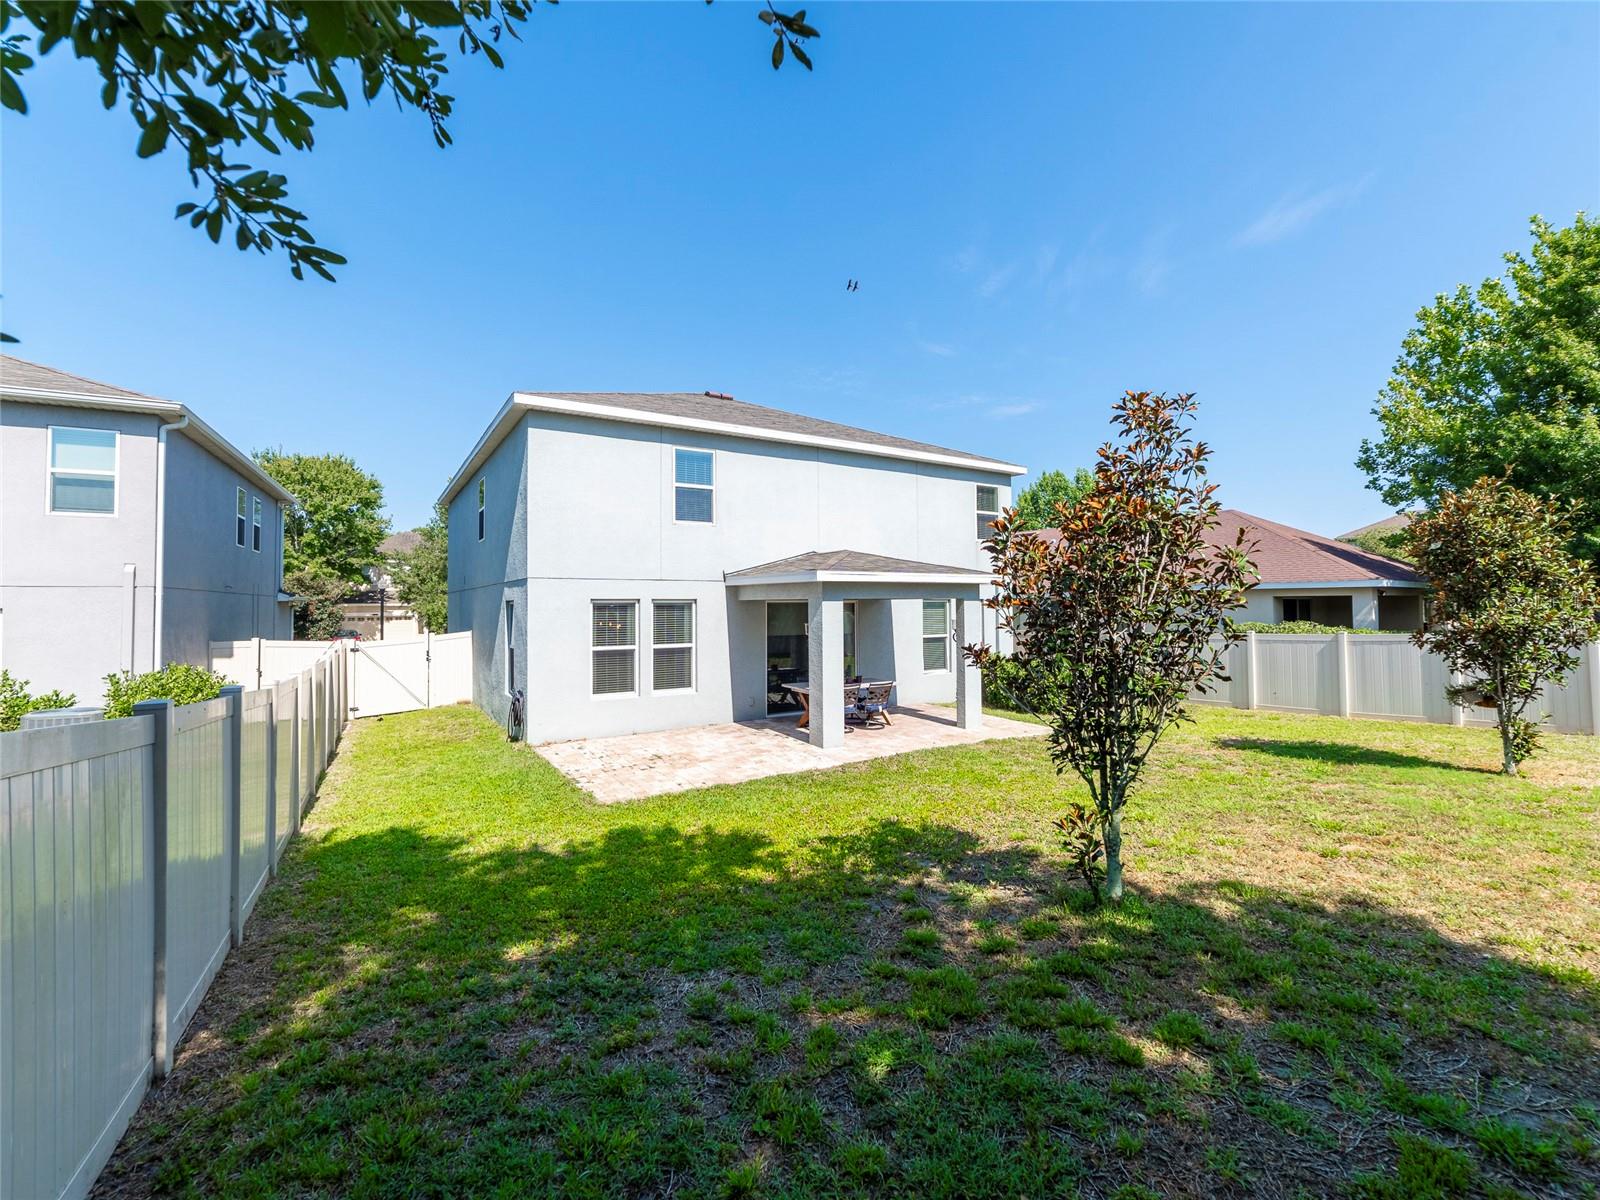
442;389;1024;747
1338;513;1413;543
1209;509;1427;629
342;530;426;640
0;356;295;703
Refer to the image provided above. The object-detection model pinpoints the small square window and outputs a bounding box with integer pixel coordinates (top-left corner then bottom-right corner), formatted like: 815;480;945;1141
47;427;118;514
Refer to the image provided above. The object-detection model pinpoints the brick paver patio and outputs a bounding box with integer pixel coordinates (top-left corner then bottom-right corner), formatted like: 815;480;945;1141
535;703;1042;802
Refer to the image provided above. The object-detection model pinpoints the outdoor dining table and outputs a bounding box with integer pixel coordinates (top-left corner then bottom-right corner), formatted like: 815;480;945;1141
784;681;893;730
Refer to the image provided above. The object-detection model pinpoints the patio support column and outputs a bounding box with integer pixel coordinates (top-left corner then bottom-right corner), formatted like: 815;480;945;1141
955;596;983;730
807;594;846;749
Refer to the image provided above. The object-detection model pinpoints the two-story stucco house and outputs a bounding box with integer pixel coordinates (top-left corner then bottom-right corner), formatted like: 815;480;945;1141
0;356;296;703
442;390;1024;749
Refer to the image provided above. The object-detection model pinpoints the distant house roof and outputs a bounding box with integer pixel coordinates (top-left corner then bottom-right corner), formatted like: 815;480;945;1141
726;549;990;586
1210;510;1424;588
1;354;295;503
379;530;422;557
440;390;1026;506
1338;513;1413;540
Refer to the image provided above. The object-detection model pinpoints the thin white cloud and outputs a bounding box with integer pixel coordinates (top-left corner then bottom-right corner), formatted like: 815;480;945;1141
936;394;1044;419
1131;227;1174;297
978;262;1019;298
915;339;956;357
989;402;1040;418
1232;175;1374;248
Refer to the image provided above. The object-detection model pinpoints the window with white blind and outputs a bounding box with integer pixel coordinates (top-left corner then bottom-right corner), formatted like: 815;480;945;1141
592;601;637;695
674;448;714;523
976;485;999;540
251;497;263;552
236;487;248;547
922;600;951;672
652;601;695;692
47;426;118;514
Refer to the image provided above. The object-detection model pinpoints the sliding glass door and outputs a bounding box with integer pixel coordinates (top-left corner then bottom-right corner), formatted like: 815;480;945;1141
765;602;808;715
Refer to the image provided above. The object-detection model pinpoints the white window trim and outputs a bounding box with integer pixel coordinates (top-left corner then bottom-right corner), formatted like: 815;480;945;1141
591;599;639;699
976;485;1000;541
235;486;248;547
251;497;263;552
671;447;716;526
922;599;952;674
45;425;120;517
650;599;696;694
477;477;486;542
504;598;516;695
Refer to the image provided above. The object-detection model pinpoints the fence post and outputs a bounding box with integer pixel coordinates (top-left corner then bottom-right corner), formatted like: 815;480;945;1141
290;678;302;835
1586;640;1600;737
251;636;265;690
1449;668;1466;726
1336;632;1351;719
220;684;244;948
1244;632;1258;710
133;697;175;1080
265;689;278;879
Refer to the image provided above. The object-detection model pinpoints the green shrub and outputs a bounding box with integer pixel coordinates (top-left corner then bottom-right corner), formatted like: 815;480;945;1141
102;664;230;719
981;653;1030;708
0;670;77;732
1233;621;1404;636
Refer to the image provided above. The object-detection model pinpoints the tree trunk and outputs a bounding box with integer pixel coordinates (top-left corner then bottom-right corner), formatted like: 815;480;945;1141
1497;697;1518;777
1104;805;1124;903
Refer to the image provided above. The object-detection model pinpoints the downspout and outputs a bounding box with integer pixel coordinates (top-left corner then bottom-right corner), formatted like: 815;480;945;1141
152;415;189;670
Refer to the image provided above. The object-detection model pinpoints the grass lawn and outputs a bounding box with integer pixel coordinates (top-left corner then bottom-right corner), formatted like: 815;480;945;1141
97;705;1600;1199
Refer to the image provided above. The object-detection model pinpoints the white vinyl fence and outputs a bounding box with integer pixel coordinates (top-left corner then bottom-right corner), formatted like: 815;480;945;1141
1191;632;1600;735
211;631;471;719
1;643;348;1200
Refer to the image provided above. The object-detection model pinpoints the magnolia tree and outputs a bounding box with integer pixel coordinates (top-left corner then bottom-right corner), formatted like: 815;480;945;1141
968;392;1255;902
1407;477;1600;775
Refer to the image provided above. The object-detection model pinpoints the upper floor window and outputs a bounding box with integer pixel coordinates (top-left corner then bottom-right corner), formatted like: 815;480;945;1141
477;477;486;541
674;449;714;523
976;485;999;540
47;426;117;514
236;487;248;546
252;497;263;552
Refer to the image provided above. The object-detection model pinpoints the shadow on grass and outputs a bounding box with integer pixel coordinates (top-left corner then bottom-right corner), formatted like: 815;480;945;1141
1218;735;1501;775
97;814;1599;1200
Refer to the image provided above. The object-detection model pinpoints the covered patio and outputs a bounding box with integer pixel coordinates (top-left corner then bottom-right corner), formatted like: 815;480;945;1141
536;700;1041;802
725;549;992;750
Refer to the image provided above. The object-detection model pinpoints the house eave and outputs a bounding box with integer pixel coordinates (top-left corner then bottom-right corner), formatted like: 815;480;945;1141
725;570;992;587
3;384;297;504
1251;579;1428;591
439;392;1027;506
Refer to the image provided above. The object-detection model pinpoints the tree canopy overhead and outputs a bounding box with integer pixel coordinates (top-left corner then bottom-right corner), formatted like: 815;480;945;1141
0;1;819;282
1011;467;1094;531
1357;214;1600;561
254;448;389;584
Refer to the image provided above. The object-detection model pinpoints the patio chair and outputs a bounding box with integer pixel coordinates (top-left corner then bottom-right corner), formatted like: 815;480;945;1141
843;681;865;725
856;681;894;727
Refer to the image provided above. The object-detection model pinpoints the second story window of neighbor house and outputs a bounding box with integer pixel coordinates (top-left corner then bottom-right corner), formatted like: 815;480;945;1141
477;477;486;541
252;497;263;552
976;485;999;540
674;449;714;523
236;487;248;547
47;426;118;514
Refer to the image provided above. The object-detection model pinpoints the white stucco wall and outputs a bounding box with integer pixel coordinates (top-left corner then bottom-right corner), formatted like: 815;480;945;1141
446;409;1013;743
0;402;289;704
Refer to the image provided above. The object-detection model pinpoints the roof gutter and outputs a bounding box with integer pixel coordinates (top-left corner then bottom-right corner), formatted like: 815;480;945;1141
152;414;190;670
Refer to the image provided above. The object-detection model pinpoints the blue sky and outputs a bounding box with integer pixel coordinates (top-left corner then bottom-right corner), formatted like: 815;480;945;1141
4;2;1597;535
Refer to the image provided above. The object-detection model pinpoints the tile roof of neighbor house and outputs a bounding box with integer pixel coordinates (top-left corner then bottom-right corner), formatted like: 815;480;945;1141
1337;513;1414;540
726;549;991;581
440;390;1026;504
1208;509;1423;585
0;353;296;503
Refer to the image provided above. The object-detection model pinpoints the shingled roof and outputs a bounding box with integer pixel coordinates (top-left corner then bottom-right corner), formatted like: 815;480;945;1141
1208;510;1423;586
726;550;990;584
2;354;158;402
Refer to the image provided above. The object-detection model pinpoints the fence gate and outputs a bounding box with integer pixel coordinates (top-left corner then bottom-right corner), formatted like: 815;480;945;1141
349;636;433;717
